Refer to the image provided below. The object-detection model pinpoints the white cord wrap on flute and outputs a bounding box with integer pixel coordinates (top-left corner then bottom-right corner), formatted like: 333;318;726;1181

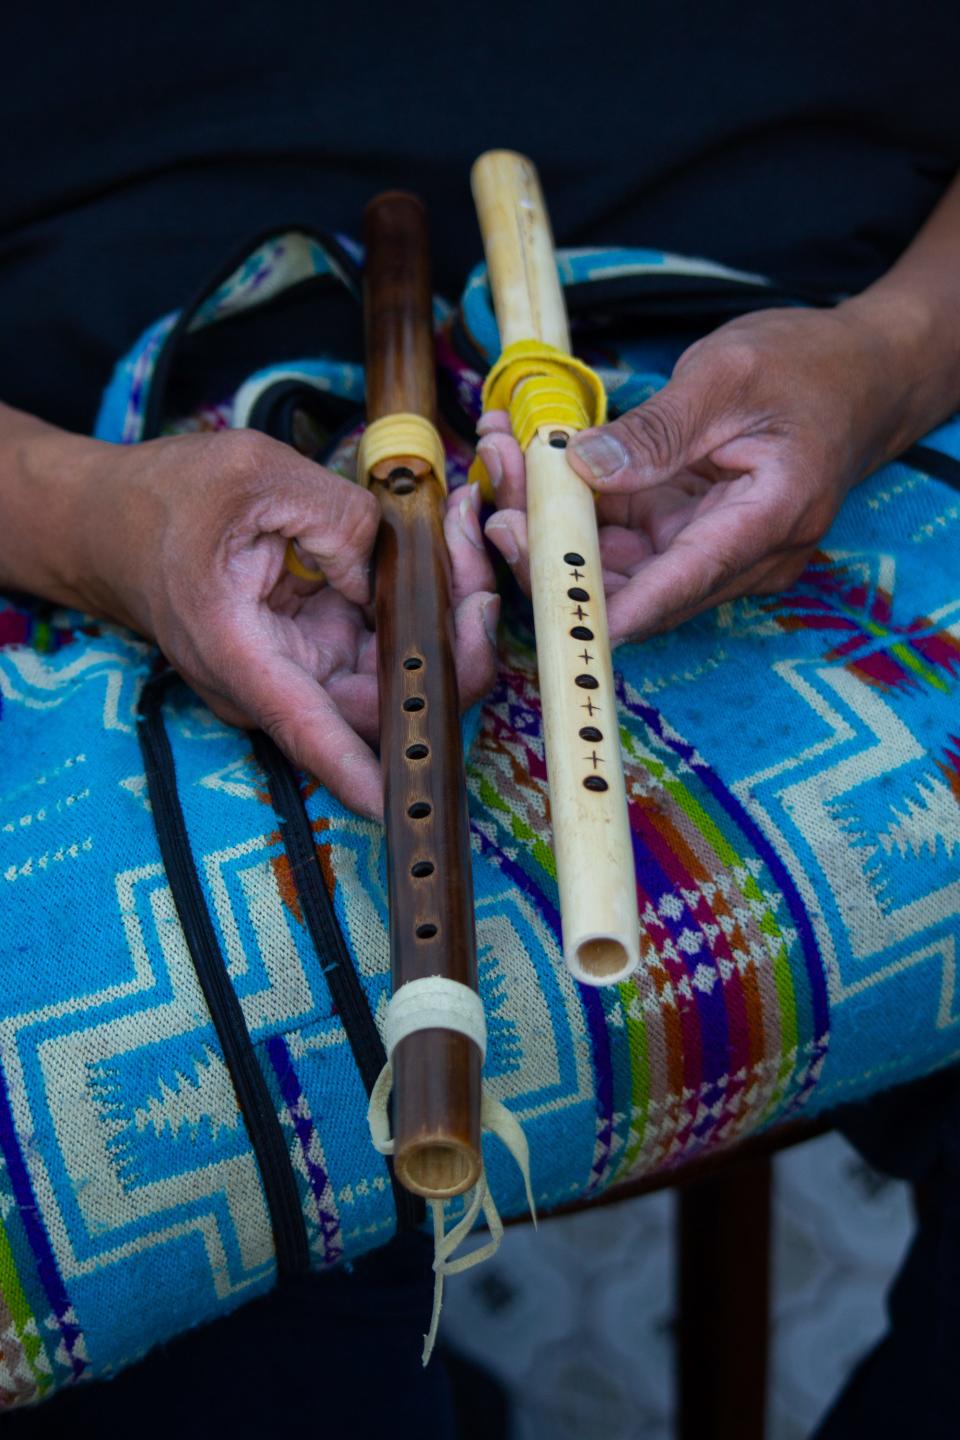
468;338;608;499
367;976;536;1366
383;975;487;1061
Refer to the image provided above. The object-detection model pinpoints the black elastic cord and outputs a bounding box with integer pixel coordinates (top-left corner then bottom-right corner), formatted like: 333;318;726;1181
136;669;310;1280
250;731;424;1233
901;443;960;493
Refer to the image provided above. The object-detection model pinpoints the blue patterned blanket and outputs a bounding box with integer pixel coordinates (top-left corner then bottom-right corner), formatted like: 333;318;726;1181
0;233;956;1402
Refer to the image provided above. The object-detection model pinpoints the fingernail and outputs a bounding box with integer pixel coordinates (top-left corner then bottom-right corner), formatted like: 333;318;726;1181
458;496;485;551
476;438;503;491
569;432;628;479
486;518;518;565
482;595;501;648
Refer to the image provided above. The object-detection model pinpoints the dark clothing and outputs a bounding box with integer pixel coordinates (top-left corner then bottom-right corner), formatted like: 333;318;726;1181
2;1235;462;1440
3;1;959;430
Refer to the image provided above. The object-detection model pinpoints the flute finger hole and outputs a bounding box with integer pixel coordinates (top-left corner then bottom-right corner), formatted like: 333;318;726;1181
403;657;423;670
402;697;425;712
388;466;416;495
415;923;438;940
405;743;429;760
411;860;434;878
570;626;594;641
408;802;432;819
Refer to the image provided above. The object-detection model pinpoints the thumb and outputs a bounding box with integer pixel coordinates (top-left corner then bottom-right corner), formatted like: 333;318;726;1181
566;370;740;494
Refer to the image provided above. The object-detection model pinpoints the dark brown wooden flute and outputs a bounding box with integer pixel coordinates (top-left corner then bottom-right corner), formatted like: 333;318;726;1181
363;192;483;1199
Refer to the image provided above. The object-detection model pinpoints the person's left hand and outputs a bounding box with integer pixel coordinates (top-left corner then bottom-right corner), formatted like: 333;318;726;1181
59;427;497;817
477;301;921;644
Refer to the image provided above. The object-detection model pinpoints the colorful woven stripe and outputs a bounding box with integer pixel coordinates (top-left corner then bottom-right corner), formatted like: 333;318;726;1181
467;628;828;1194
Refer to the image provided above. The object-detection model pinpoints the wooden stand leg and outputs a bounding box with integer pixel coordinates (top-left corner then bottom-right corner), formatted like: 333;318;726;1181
676;1156;773;1440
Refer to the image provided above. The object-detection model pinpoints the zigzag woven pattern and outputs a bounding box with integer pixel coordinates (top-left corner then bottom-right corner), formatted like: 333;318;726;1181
0;235;956;1402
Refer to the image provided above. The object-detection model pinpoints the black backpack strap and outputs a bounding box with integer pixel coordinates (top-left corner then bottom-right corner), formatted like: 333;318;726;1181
251;733;424;1233
136;666;423;1252
901;443;960;492
136;667;310;1280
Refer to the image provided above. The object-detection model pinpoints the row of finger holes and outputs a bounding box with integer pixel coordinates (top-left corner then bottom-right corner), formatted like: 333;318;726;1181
404;658;429;763
411;852;437;938
411;843;437;939
410;803;437;938
404;653;437;938
563;552;610;794
408;805;436;936
404;656;430;807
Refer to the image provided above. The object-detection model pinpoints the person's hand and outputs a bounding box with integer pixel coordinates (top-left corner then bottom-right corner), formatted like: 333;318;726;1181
479;300;923;643
67;429;497;816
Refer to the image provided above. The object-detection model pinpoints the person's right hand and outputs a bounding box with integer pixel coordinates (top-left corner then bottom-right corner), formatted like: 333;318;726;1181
478;298;934;645
62;429;498;816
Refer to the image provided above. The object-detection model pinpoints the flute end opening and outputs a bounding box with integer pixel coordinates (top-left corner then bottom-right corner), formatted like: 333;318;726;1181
575;938;633;983
398;1141;481;1200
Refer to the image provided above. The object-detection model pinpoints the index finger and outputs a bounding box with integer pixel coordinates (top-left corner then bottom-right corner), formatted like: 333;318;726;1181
234;644;382;818
444;483;495;603
605;504;773;643
475;419;527;512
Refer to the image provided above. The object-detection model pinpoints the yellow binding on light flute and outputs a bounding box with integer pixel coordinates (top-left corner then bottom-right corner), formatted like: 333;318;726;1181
470;340;607;499
483;340;607;448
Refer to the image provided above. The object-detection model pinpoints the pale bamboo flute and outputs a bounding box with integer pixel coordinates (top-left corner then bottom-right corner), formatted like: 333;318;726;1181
471;150;640;986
